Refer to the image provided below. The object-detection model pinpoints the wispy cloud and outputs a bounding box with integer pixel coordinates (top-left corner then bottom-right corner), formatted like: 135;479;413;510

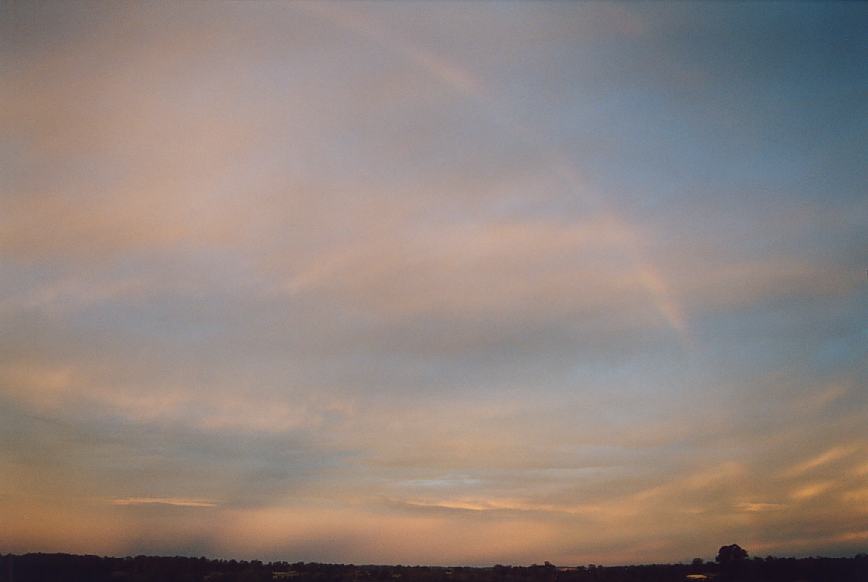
1;0;865;566
111;498;219;508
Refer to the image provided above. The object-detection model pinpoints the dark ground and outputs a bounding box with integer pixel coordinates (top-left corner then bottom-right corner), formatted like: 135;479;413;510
1;552;866;582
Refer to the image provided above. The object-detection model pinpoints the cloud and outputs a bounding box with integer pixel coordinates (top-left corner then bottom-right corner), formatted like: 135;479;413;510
782;445;860;478
0;0;865;566
280;218;664;322
112;497;219;508
735;502;786;513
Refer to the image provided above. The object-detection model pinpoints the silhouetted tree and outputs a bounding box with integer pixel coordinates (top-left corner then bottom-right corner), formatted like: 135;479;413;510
716;544;748;565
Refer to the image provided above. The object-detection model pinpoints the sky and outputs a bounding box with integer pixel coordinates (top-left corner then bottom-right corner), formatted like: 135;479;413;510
1;0;867;567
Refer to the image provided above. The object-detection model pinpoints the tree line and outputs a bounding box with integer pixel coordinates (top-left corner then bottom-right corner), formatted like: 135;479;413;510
1;546;866;582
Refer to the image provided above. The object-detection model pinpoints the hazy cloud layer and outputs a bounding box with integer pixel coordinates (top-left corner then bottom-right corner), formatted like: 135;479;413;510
1;1;866;566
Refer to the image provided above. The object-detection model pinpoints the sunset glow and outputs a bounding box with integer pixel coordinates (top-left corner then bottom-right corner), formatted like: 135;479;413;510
1;1;866;566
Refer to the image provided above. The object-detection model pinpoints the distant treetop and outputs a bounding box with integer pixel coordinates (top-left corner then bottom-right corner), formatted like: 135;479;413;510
716;544;749;564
